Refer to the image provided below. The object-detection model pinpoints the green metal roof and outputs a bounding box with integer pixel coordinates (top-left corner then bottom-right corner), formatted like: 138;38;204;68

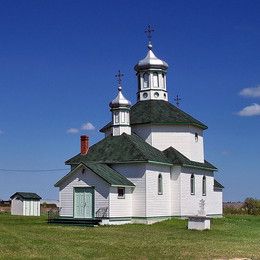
214;179;224;189
55;162;135;187
100;100;207;132
10;192;41;200
163;146;217;171
66;133;171;165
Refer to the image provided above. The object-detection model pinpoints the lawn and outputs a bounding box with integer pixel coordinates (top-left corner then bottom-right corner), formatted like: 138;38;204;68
0;214;259;259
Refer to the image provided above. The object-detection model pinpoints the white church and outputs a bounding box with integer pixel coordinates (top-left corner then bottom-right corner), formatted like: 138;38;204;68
54;31;223;225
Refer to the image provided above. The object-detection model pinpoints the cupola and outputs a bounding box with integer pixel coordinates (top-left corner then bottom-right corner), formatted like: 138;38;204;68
109;70;131;136
135;25;169;102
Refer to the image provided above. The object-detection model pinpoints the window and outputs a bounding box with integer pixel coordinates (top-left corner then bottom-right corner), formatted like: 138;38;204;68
202;176;206;196
195;132;198;142
153;72;159;87
154;92;159;98
190;174;195;195
158;174;163;195
114;111;119;123
121;111;125;123
162;74;166;88
143;73;149;88
118;187;125;199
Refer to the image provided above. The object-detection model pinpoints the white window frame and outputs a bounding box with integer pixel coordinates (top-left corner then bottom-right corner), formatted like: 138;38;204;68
117;187;125;199
190;174;195;195
158;174;163;195
202;176;206;196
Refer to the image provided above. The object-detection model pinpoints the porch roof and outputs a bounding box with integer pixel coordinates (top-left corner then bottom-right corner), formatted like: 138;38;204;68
54;162;135;188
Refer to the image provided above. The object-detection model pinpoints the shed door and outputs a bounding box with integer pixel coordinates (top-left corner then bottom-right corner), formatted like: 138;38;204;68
24;200;31;216
74;187;94;218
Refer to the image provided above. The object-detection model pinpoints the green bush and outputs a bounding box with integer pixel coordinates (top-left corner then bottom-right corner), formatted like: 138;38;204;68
243;198;260;215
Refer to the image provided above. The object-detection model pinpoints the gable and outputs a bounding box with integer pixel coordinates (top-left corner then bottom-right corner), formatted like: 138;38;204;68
55;162;135;188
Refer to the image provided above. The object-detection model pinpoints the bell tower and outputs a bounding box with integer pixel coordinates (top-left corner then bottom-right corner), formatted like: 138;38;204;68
134;25;169;102
109;70;132;136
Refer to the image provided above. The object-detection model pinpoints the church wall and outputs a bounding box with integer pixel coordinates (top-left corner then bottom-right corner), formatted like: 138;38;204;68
109;187;133;218
145;164;171;217
111;164;146;217
170;166;182;216
133;124;204;163
58;167;110;217
179;167;222;216
151;125;204;162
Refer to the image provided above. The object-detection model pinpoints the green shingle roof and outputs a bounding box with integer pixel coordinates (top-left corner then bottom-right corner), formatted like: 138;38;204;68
66;133;171;165
10;192;41;200
214;179;224;189
55;162;135;187
100;100;207;132
163;146;217;171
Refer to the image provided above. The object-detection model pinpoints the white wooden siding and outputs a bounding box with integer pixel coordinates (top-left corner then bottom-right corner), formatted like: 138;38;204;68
109;187;132;217
171;166;181;216
11;198;23;215
179;167;222;216
145;164;171;217
59;167;110;217
133;124;204;162
111;164;146;217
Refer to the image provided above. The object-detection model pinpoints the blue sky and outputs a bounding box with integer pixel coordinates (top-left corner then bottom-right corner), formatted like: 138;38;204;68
0;0;259;201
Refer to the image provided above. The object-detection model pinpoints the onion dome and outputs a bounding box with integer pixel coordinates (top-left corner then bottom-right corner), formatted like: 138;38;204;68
109;86;132;109
134;43;168;71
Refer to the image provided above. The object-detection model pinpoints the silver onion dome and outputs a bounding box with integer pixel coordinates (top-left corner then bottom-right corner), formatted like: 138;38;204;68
109;86;132;109
134;43;168;71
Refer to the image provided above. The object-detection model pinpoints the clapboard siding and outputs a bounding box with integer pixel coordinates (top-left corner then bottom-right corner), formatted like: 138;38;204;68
145;164;171;217
171;166;181;216
109;187;132;217
179;167;221;216
133;124;204;163
59;167;110;217
11;198;23;215
111;164;146;217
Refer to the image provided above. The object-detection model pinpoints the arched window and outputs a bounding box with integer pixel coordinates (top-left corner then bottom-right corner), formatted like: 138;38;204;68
143;73;149;88
202;176;206;196
158;174;163;195
190;174;195;195
195;132;198;142
153;72;159;87
162;73;166;88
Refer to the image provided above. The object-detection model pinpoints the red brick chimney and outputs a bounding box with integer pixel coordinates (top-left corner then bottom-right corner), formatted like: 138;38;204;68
80;135;89;155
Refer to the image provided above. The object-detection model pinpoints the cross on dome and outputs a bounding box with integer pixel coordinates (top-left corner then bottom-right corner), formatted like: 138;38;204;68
174;95;182;107
145;25;154;50
115;70;124;90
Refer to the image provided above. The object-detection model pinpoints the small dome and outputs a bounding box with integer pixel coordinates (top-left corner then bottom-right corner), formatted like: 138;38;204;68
109;86;132;108
134;45;168;71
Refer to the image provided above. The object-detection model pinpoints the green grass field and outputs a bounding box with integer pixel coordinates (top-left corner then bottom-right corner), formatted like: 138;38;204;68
0;214;259;259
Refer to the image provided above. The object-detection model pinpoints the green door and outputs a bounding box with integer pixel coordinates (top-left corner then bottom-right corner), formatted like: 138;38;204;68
74;187;94;218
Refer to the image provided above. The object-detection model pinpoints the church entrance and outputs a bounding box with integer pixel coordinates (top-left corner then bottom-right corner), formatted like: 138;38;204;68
73;187;94;218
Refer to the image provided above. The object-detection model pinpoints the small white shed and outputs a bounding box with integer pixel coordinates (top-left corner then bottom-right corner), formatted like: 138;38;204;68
10;192;41;216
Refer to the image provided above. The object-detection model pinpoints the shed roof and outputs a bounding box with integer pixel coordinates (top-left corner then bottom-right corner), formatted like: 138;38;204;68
10;192;41;200
55;162;135;188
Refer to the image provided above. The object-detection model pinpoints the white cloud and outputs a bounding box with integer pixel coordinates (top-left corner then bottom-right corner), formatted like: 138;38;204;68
81;122;95;131
237;103;260;116
67;128;79;134
239;86;260;97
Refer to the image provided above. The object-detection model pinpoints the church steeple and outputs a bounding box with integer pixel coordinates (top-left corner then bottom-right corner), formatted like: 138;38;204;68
134;25;169;102
109;70;131;136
